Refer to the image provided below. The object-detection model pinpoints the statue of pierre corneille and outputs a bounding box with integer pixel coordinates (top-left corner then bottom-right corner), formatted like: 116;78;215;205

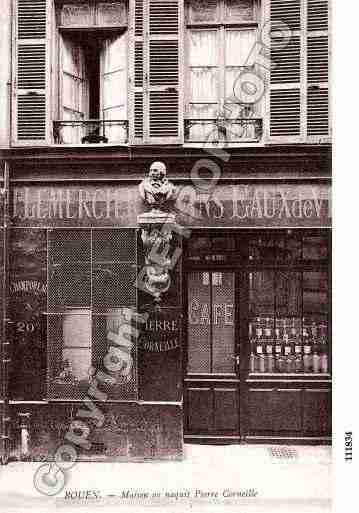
139;161;176;211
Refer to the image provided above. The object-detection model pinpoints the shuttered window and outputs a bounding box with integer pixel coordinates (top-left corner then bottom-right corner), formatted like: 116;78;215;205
13;0;49;143
130;0;182;144
268;0;330;142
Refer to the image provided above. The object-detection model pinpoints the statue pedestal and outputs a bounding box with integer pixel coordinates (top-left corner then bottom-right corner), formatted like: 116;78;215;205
137;210;176;227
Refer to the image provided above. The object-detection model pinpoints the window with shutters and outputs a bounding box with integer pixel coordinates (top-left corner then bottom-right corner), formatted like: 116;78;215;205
184;0;263;144
53;1;129;145
130;0;183;144
268;0;330;143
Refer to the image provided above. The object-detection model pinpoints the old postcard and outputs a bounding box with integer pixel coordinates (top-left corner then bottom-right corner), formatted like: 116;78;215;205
0;0;350;512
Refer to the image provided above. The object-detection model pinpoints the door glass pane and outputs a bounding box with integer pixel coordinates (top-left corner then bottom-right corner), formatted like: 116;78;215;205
303;271;328;314
276;271;301;316
303;236;328;260
249;271;275;315
187;271;211;372
212;272;235;373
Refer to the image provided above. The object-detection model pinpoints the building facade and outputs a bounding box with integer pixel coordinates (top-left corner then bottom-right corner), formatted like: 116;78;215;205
0;0;331;464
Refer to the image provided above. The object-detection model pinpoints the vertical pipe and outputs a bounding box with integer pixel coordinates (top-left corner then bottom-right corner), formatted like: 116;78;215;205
1;160;10;464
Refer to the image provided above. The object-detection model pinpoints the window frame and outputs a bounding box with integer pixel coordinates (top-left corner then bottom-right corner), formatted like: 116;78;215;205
184;0;262;145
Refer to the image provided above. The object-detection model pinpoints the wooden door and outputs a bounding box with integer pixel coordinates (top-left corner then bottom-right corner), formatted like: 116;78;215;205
184;270;243;443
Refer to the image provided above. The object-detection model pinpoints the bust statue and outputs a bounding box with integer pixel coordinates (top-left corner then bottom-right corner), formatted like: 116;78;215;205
139;161;176;210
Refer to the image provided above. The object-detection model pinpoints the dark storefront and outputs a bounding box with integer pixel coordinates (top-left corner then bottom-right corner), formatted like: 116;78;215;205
0;148;331;463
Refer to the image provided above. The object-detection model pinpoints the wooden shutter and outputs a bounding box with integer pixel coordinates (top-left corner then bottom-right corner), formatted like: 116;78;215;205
306;0;329;140
131;0;145;142
101;33;128;144
269;0;302;141
130;0;182;144
13;0;49;144
148;0;181;143
268;0;330;143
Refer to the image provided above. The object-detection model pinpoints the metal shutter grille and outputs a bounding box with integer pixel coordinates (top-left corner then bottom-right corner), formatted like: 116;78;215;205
307;88;328;135
17;95;46;140
149;0;178;34
307;36;328;83
134;42;143;87
18;0;46;39
149;91;179;136
149;41;178;86
307;0;328;31
270;0;300;31
271;36;300;84
134;92;144;137
18;44;46;89
270;89;300;136
135;0;144;36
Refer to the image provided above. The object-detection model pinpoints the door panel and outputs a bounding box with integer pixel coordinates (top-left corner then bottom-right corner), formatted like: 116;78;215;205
303;389;331;435
248;389;302;432
187;387;212;432
214;388;239;431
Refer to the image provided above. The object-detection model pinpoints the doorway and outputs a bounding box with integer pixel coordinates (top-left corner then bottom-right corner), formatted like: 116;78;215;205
184;268;248;443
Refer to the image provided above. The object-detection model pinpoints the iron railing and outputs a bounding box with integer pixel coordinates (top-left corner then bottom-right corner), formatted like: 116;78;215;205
184;118;263;143
53;119;129;145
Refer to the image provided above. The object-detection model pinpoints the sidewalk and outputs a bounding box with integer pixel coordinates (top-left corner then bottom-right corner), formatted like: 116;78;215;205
0;444;332;513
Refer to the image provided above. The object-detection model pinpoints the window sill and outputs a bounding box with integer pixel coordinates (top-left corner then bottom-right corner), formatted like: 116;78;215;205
51;143;129;149
246;373;331;381
182;141;265;149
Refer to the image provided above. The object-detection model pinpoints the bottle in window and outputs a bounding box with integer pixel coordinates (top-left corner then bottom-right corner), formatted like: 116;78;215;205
284;334;293;373
259;353;266;373
249;326;256;373
319;325;329;373
267;344;275;373
274;327;282;372
302;327;311;372
312;348;320;373
265;320;273;373
311;323;320;373
256;327;265;372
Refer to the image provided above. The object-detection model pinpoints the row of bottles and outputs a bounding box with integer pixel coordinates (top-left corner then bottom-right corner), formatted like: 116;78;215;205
248;317;329;374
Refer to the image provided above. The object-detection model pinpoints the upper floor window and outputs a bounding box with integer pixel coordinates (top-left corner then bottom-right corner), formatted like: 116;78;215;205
53;0;128;145
184;0;263;144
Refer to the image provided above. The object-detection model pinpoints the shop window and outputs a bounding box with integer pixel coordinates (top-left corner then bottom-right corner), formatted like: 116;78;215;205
185;0;262;143
249;268;329;375
47;229;137;399
53;1;128;145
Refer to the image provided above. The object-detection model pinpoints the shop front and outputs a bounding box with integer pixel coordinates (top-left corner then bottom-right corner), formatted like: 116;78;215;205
183;229;331;444
0;160;332;463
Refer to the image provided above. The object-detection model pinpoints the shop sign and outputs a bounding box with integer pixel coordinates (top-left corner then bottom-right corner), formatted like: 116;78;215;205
12;183;331;227
138;309;181;352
